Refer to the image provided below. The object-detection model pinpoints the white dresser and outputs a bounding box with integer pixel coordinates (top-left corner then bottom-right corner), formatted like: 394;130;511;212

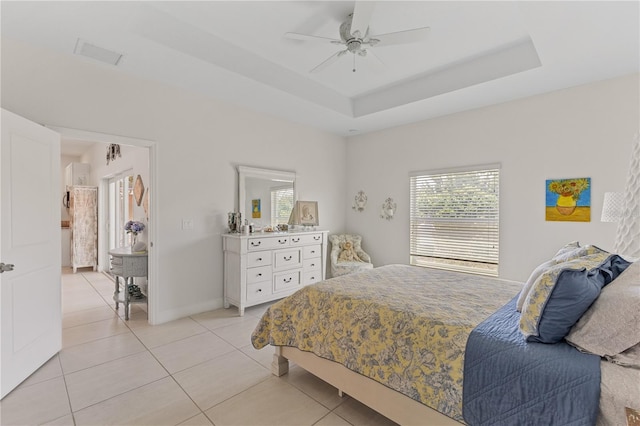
223;230;328;315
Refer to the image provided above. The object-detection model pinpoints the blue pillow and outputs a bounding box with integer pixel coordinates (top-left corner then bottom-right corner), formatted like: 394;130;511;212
520;254;630;343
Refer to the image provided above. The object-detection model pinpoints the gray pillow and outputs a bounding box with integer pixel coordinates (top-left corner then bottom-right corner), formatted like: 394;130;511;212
566;261;639;356
606;342;640;368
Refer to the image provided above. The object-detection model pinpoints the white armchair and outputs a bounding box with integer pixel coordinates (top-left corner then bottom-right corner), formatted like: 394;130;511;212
329;234;374;277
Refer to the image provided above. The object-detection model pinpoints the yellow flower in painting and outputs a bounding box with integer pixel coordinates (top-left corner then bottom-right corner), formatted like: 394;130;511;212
548;178;590;200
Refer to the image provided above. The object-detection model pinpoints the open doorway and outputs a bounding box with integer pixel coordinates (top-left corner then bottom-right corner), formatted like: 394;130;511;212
53;126;157;324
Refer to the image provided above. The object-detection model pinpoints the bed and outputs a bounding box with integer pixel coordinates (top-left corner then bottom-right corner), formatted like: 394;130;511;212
251;254;637;425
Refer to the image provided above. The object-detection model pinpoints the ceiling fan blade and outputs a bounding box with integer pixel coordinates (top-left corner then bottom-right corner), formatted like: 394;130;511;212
310;50;348;73
285;32;342;44
370;26;430;46
350;1;375;38
366;48;385;66
357;49;385;74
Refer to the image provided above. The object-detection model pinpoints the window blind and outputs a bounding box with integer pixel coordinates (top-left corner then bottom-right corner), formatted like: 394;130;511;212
270;186;294;226
409;165;500;276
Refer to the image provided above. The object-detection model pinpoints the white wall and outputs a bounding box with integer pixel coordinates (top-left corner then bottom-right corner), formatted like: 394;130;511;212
4;36;637;321
345;73;639;282
2;38;347;323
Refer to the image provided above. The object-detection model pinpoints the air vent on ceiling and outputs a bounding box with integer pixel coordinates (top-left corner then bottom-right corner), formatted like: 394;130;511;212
74;39;123;66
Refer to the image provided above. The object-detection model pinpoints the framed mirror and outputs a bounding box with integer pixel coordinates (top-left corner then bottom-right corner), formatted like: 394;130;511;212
238;166;296;230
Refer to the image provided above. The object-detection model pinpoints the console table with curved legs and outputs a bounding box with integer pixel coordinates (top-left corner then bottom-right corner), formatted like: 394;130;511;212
109;248;148;320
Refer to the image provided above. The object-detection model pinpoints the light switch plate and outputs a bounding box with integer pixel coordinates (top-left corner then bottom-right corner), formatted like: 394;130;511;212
182;219;194;230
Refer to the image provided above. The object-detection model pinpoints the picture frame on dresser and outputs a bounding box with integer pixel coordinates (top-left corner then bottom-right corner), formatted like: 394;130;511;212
291;200;319;226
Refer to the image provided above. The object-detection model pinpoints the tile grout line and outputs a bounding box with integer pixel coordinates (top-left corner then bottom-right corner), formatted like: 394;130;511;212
77;271;211;425
62;271;367;426
56;353;78;426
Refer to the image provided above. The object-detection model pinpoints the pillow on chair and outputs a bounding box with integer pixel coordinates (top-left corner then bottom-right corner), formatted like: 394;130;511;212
330;234;370;264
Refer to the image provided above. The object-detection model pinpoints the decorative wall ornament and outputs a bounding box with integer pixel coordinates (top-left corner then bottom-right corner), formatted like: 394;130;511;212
380;197;397;220
352;190;368;212
134;175;145;206
106;143;121;165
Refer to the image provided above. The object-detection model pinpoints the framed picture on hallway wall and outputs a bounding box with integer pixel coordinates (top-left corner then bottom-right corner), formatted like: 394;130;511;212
134;175;145;206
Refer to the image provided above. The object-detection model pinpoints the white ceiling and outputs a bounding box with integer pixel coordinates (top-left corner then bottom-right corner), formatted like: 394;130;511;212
2;1;639;142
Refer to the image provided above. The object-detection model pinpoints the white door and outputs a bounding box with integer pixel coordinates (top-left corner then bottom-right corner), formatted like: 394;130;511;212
1;109;61;398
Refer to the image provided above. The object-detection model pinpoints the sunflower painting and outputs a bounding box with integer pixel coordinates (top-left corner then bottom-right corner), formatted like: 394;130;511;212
545;177;591;222
252;199;261;219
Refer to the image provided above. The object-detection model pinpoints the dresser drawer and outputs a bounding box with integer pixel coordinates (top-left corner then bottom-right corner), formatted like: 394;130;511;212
246;265;272;284
273;249;301;270
303;270;322;285
289;233;323;246
110;266;123;276
303;245;321;259
110;256;123;266
248;236;289;251
303;258;321;271
273;270;301;293
246;282;270;303
247;251;271;267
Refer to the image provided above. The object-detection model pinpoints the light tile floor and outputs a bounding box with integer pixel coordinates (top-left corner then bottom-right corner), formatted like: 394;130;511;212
1;269;398;426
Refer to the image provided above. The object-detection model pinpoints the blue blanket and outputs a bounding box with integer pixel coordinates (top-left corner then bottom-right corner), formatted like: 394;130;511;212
463;297;600;426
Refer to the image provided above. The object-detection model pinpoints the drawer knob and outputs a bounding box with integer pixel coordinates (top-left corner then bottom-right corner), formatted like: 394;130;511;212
292;238;300;242
257;273;262;277
257;288;262;292
310;276;315;280
314;236;320;240
310;263;315;267
278;239;286;244
283;278;292;283
284;256;292;261
310;250;316;254
257;257;262;261
251;241;261;247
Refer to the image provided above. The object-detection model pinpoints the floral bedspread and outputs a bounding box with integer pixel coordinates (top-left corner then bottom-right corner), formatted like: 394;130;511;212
251;264;522;422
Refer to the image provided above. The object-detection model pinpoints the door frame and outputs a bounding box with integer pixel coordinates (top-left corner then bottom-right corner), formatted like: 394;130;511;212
47;126;159;325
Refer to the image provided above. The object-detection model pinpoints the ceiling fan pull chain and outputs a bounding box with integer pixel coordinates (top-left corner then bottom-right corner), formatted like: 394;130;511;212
353;54;356;73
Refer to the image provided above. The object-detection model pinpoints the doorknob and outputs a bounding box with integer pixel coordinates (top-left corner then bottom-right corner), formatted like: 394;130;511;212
0;263;15;273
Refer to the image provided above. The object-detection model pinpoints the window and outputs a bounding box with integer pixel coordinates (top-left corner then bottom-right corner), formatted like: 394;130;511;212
270;186;294;227
409;164;500;276
108;172;134;250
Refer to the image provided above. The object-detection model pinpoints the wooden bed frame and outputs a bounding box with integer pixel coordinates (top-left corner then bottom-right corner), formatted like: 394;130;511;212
271;346;462;426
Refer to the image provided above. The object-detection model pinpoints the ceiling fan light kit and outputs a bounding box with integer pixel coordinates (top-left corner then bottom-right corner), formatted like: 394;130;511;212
285;2;430;74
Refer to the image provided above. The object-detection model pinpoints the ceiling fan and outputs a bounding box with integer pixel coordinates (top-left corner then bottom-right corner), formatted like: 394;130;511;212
285;2;430;73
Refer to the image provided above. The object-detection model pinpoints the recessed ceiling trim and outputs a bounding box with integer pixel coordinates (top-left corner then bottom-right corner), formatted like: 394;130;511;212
133;4;353;117
353;37;542;117
73;38;123;66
